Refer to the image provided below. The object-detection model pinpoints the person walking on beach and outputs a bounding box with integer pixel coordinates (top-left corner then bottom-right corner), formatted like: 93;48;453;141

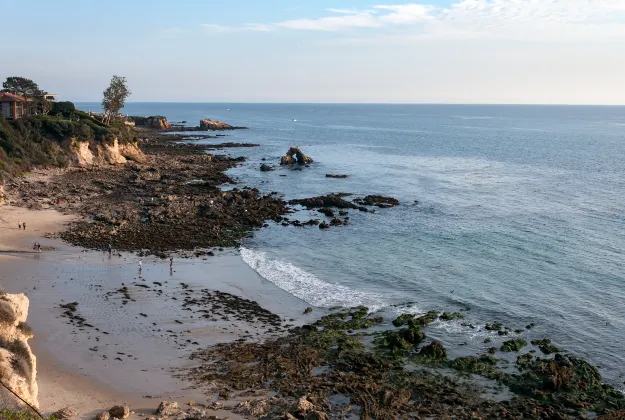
22;222;26;231
18;223;22;230
108;243;112;255
169;257;173;274
138;259;143;275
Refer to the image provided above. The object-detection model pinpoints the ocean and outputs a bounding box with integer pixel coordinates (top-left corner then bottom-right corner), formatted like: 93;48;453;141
76;102;625;386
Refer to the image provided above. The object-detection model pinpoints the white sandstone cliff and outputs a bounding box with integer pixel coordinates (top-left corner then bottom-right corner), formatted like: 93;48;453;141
0;292;38;409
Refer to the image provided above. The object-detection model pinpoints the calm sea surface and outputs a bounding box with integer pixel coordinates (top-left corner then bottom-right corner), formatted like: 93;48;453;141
77;103;625;386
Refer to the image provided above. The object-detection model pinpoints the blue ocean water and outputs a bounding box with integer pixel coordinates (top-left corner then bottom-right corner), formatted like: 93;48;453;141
77;103;625;385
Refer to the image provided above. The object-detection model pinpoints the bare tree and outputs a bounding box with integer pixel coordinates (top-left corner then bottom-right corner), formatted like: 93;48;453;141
102;75;131;125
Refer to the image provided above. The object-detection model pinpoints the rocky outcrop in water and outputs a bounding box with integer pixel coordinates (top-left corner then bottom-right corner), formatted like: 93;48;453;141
0;293;38;409
131;116;172;130
280;147;313;165
353;195;400;208
200;119;234;130
289;194;357;210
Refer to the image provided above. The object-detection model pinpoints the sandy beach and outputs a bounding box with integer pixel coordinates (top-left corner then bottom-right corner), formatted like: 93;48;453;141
0;204;309;418
0;205;76;253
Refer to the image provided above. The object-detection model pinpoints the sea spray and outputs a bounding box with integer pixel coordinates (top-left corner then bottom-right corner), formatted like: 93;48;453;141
240;247;386;311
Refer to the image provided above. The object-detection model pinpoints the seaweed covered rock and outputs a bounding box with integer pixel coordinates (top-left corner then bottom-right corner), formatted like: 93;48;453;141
289;194;357;210
260;163;274;172
531;338;560;355
311;306;382;331
501;339;527;352
376;325;426;355
418;340;447;360
392;310;439;328
353;195;400;208
280;147;313;165
485;322;503;331
440;311;465;321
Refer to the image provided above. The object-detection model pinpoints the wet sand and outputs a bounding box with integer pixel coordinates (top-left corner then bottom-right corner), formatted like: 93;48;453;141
0;208;310;417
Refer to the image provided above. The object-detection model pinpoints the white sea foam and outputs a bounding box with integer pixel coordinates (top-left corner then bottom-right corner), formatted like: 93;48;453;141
240;247;386;311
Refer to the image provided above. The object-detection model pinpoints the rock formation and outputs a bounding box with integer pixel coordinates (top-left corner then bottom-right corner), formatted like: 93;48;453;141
131;116;172;130
353;195;400;208
70;138;146;166
280;147;313;165
199;119;234;130
0;293;38;409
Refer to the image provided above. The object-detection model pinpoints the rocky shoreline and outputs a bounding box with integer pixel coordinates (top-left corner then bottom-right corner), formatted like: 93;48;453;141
1;121;624;419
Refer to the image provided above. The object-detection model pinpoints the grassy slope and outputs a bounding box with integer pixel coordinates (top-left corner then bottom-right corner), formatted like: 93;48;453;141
0;112;137;182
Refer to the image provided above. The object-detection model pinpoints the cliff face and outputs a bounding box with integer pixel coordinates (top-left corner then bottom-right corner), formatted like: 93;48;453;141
0;293;38;409
71;138;146;166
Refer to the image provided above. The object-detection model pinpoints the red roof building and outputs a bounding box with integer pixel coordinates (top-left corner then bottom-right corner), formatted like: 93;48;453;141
0;92;29;120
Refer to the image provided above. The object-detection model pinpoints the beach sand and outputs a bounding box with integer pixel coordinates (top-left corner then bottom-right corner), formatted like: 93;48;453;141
0;205;76;252
0;206;309;418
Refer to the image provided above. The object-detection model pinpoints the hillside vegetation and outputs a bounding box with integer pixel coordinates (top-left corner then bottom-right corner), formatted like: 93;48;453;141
0;104;137;181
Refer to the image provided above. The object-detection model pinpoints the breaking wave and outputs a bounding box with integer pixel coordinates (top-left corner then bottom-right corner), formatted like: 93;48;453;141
240;247;386;311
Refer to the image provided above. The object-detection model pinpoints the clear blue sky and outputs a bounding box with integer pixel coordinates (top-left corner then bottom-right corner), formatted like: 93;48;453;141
1;0;624;104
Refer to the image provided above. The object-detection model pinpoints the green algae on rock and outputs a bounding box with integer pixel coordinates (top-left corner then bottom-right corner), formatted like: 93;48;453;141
184;306;625;419
501;338;527;352
531;338;561;355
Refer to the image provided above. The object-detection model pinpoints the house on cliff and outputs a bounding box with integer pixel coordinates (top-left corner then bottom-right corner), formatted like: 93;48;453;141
0;92;30;120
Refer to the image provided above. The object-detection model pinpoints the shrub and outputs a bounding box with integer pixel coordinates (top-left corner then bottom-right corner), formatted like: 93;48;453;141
51;101;75;116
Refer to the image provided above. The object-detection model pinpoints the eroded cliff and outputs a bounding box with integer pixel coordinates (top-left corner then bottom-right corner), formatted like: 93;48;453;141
0;292;38;409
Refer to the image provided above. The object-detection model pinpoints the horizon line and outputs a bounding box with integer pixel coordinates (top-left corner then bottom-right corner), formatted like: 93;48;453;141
71;101;625;107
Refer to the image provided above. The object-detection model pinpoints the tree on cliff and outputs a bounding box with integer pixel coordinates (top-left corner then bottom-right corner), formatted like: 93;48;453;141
1;77;43;97
102;75;131;125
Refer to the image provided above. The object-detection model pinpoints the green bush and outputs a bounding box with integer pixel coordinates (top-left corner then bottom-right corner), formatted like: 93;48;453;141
51;101;75;115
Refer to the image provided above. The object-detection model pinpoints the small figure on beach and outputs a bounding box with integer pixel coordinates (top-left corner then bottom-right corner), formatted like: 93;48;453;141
108;243;112;255
138;259;143;274
169;257;173;274
23;222;26;230
33;242;41;253
18;223;22;230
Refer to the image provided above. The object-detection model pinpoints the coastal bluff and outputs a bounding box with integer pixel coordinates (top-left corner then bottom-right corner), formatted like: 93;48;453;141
70;138;145;166
0;292;38;410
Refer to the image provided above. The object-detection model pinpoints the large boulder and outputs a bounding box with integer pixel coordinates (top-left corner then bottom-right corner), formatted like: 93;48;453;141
199;119;234;130
53;406;79;419
418;340;447;360
131;116;171;130
156;401;180;416
353;195;400;208
280;147;313;165
109;405;130;419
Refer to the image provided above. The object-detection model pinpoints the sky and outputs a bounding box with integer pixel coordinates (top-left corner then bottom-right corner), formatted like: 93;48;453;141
1;0;625;104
